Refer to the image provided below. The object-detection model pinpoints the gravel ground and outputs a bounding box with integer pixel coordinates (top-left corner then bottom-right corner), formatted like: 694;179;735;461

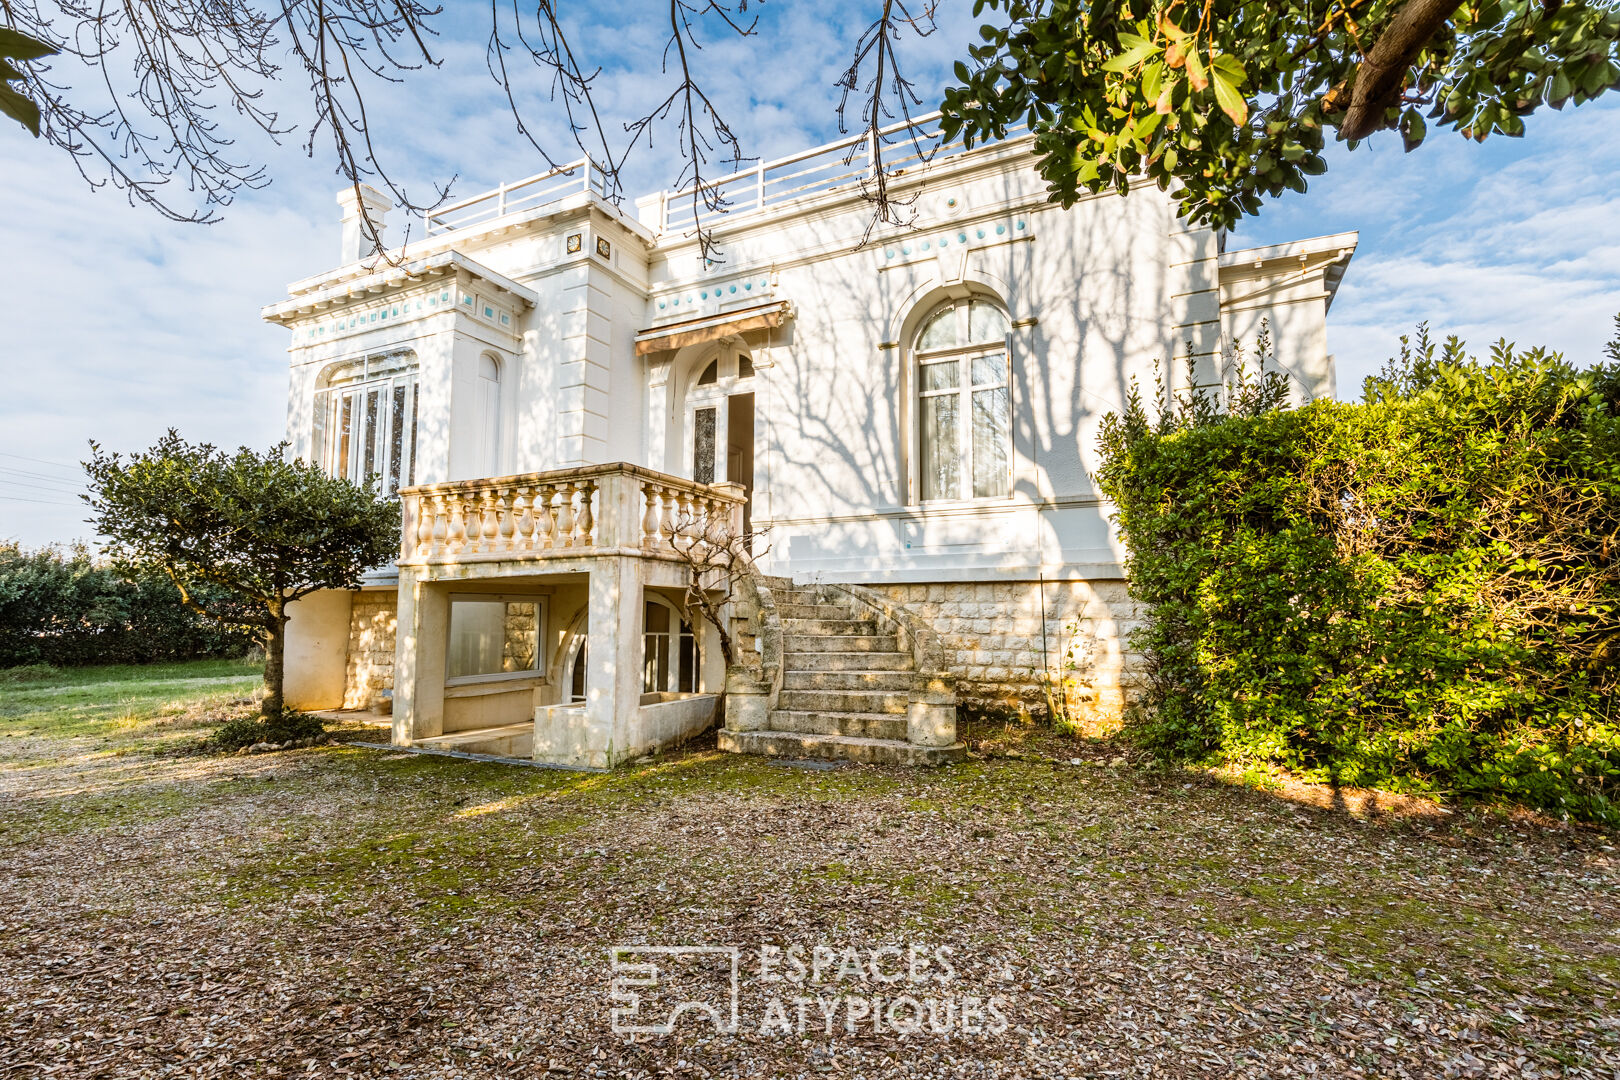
1;694;1616;1079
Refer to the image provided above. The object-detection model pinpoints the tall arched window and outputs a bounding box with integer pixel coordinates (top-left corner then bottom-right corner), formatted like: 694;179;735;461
643;595;699;694
313;350;419;495
914;298;1011;501
476;354;502;478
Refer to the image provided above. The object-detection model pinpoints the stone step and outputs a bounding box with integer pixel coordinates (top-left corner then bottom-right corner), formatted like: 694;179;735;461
415;723;533;759
775;602;854;621
776;688;909;715
783;633;898;653
781;669;914;691
782;650;913;671
780;617;877;636
718;728;965;767
768;709;908;741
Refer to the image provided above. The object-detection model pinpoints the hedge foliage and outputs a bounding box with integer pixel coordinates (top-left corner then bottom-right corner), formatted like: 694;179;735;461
1096;324;1620;821
0;541;255;667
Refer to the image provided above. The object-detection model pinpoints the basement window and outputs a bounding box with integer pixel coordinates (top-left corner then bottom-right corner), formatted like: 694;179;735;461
446;596;545;683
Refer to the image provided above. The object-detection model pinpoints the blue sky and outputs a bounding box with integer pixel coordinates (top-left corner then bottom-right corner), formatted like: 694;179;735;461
1;3;1616;548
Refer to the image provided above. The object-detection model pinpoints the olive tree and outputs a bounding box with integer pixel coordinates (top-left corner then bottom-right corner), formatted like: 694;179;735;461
83;431;399;718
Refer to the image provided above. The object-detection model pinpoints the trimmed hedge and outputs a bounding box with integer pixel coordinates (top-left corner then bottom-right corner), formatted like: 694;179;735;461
0;541;254;667
1096;326;1620;821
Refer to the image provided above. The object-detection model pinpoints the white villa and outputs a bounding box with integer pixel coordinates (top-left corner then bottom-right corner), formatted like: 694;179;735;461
268;117;1356;769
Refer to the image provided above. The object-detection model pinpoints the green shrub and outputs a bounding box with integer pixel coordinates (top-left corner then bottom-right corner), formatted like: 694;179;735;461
0;541;254;667
212;710;327;752
1096;321;1620;822
0;662;58;683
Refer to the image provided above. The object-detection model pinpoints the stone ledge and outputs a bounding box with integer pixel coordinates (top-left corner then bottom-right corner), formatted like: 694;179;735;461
718;728;965;767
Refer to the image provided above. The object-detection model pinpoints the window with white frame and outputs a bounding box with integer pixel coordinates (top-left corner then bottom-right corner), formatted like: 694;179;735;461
311;351;419;495
914;298;1011;501
643;596;699;694
446;595;545;683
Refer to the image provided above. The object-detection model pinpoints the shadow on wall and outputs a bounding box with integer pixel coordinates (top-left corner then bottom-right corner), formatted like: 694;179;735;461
758;175;1182;713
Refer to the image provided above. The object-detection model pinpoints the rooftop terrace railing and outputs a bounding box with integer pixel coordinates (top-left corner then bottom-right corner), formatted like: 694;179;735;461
423;110;1024;239
424;158;610;236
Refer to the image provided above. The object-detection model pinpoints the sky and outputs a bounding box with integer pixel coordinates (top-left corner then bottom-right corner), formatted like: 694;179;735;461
1;2;1616;549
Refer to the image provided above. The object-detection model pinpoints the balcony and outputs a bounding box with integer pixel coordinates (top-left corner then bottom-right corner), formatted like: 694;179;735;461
398;463;745;568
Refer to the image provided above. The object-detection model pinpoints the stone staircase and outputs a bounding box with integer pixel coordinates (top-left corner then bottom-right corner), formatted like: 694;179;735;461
718;580;965;766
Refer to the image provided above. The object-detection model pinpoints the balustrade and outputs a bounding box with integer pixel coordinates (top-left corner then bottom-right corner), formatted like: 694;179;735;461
399;463;743;566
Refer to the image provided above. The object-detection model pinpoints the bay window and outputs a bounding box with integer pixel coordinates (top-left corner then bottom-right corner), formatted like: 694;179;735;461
312;351;419;495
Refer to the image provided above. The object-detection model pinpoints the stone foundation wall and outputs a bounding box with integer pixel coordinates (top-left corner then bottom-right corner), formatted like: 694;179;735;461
868;579;1143;729
343;590;398;710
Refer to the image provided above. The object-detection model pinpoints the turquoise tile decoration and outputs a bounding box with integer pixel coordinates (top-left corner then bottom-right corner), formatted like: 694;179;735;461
958;233;968;243
976;229;985;238
885;249;895;258
996;224;1006;234
744;282;751;290
729;285;737;294
1017;220;1026;230
659;301;666;309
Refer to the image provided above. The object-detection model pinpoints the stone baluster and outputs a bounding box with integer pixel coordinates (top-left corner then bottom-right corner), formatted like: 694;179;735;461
534;484;556;549
660;488;679;546
447;494;467;554
479;491;500;553
430;495;448;557
641;483;662;548
556;482;578;546
514;487;535;553
576;480;596;546
414;495;434;557
497;487;517;552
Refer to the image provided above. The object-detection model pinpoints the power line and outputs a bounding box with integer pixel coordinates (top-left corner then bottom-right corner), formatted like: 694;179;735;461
0;477;85;497
0;450;80;474
0;464;85;486
0;494;82;506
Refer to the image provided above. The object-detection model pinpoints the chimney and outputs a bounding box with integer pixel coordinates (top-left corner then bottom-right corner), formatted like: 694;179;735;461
337;184;393;264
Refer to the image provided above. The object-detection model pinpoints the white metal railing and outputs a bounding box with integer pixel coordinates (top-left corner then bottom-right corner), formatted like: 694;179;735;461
424;158;609;236
423;112;1025;239
398;463;745;566
658;111;948;234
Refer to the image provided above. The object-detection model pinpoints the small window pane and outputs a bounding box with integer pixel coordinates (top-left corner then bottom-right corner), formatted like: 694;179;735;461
738;354;754;378
919;394;959;501
971;354;1006;386
406;382;418;486
969;301;1008;343
363;388;380;480
448;600;539;678
678;624;697;692
972;387;1010;498
644;600;670;634
693;407;716;484
697;359;719;385
388;383;408;494
570;641;587;702
919;360;959;392
918;307;958;350
336;393;354;480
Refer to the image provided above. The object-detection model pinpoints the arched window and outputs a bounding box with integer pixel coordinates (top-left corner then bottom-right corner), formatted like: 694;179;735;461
312;350;419;494
913;298;1010;501
477;354;502;477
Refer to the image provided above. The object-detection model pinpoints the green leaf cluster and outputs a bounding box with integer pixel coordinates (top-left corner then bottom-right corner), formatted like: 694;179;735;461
1095;322;1620;821
941;0;1620;228
0;540;254;668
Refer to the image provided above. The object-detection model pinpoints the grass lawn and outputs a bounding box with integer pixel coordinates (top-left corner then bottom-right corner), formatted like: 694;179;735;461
1;659;1617;1079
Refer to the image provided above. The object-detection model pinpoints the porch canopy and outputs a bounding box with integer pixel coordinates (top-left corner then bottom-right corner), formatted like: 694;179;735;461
634;299;791;356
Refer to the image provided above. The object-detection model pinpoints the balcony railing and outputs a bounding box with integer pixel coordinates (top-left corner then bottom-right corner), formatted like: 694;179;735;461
398;463;745;566
424;158;610;236
421;111;1027;240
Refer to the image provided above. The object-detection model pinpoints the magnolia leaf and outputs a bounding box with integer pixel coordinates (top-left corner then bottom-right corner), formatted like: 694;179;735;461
1156;12;1189;42
1212;68;1248;125
1184;47;1209;92
1156;77;1177;114
1102;32;1158;73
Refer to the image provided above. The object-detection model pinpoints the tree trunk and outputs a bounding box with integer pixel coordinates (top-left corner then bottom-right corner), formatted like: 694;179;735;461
262;607;288;720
